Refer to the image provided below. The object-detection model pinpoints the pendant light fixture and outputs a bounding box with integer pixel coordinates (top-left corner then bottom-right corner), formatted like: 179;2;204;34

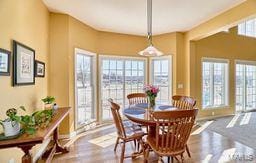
139;0;163;57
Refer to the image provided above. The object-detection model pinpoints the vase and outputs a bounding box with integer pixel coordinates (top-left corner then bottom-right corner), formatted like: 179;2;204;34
52;103;58;110
1;120;20;137
148;96;156;108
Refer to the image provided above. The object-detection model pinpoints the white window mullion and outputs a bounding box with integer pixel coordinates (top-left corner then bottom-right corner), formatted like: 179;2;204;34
123;60;126;108
243;65;247;110
210;63;214;106
221;64;225;105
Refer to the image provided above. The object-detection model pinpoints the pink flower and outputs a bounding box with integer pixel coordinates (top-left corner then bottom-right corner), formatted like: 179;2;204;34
143;84;159;95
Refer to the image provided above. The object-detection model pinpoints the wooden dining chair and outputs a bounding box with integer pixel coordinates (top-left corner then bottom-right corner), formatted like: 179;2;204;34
172;95;196;158
108;98;141;130
127;93;148;106
127;93;149;136
108;99;145;163
172;95;196;110
144;109;198;163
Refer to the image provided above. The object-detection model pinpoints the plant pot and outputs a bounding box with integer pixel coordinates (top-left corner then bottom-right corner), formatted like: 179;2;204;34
52;103;58;110
1;120;20;137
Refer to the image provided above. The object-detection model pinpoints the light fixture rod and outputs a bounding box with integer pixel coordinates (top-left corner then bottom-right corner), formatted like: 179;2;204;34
147;0;152;45
138;0;163;56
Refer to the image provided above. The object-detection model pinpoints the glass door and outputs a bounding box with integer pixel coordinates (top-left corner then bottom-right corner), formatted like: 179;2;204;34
101;59;124;120
100;57;146;121
75;49;96;128
236;62;256;112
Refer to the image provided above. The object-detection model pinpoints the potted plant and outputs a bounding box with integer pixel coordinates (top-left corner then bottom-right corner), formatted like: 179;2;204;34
0;105;55;138
143;85;160;108
41;96;55;109
19;109;54;135
0;106;25;137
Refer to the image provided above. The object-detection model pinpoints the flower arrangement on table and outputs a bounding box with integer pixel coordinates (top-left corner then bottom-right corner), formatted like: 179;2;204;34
143;84;160;108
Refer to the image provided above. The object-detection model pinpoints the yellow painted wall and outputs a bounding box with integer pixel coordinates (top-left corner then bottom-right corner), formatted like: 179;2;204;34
185;0;256;97
49;14;70;134
97;31;147;56
0;0;49;162
194;27;256;118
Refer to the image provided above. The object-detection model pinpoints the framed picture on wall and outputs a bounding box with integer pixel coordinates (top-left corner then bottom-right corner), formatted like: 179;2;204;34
35;60;45;77
0;48;11;76
13;40;35;86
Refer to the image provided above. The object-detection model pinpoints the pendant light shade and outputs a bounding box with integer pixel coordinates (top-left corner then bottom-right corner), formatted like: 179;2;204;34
139;0;163;57
139;45;163;56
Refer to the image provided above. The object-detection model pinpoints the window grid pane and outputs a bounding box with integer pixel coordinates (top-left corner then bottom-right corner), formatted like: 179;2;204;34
238;18;256;38
202;60;228;108
76;54;95;126
152;59;170;104
101;58;145;120
236;63;256;112
236;64;244;112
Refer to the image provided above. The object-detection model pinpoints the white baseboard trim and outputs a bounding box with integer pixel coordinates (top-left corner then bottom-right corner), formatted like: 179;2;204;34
32;138;51;163
59;131;77;139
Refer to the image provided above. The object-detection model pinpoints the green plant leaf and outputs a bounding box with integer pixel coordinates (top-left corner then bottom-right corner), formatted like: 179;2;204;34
26;127;36;135
19;106;26;111
42;96;55;104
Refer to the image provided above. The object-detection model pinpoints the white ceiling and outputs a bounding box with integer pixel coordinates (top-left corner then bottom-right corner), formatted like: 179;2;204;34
43;0;245;36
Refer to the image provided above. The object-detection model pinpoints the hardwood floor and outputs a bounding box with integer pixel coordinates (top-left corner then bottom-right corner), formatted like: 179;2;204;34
53;123;256;163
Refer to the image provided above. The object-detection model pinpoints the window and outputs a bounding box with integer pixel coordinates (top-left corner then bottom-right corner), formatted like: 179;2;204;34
100;56;146;120
75;49;96;128
151;57;172;104
236;61;256;112
238;18;256;38
202;58;229;108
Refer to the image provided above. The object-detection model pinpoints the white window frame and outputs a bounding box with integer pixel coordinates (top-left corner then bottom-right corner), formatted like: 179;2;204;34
238;18;256;38
98;55;148;122
74;48;97;130
235;60;256;112
202;57;229;109
149;55;172;104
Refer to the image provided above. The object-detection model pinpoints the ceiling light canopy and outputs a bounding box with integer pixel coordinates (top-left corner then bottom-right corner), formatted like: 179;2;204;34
139;0;163;57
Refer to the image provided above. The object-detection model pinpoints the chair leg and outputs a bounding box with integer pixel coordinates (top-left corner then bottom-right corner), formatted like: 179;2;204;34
120;141;126;163
114;137;119;152
186;144;191;158
140;139;144;153
137;139;140;152
181;153;184;163
134;139;137;150
144;145;150;163
158;156;162;163
167;156;170;163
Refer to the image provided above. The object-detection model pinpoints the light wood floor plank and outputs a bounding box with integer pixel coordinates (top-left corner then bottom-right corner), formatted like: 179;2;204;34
53;124;255;163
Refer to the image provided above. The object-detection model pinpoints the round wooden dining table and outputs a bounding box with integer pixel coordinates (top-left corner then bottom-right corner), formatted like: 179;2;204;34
123;103;178;126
